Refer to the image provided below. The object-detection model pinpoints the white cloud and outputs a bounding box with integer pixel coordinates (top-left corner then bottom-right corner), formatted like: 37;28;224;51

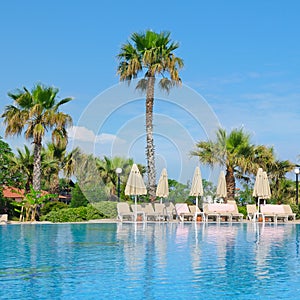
95;133;118;144
67;126;121;144
68;126;96;142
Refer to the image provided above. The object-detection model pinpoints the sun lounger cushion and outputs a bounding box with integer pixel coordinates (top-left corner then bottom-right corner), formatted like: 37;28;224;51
260;205;289;222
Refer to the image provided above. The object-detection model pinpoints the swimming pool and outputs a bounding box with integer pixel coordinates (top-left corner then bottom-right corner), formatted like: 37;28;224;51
0;223;299;299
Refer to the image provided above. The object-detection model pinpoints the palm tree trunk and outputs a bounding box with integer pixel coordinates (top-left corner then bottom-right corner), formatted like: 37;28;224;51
50;172;60;200
225;167;236;200
146;77;156;201
33;141;42;190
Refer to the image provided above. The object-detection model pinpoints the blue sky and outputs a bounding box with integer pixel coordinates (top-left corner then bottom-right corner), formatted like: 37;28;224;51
1;1;300;184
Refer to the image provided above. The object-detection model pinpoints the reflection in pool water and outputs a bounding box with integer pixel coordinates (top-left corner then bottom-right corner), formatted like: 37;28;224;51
0;223;299;299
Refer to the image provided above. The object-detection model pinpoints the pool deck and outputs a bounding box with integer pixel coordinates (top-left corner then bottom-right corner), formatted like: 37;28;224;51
4;218;300;225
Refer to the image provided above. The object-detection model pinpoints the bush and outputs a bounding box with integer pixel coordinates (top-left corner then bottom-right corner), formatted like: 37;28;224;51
290;203;300;219
91;201;117;218
40;201;68;216
238;206;247;218
70;183;89;208
40;204;104;223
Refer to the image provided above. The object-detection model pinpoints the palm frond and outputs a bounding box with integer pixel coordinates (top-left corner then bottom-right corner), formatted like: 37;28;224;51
158;78;174;93
135;78;148;93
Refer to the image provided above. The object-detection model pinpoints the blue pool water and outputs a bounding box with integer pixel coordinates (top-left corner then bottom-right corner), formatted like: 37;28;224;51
1;222;300;299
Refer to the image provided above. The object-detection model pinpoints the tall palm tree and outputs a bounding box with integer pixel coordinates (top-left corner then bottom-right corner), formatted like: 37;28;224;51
117;30;184;201
2;84;72;190
192;128;256;200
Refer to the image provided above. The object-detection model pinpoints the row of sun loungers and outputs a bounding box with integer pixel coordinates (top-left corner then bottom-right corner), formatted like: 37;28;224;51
117;202;177;222
247;204;296;223
117;201;244;222
118;202;297;223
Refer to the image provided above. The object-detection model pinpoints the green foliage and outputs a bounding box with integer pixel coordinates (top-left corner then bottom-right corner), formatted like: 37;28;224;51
0;191;5;214
290;204;300;219
1;199;20;218
80;183;108;202
24;186;55;206
185;197;194;205
40;201;68;216
2;84;73;191
40;204;104;222
238;206;247;218
91;201;117;218
168;179;189;203
202;179;216;198
238;183;254;205
167;178;216;205
70;183;88;208
59;178;73;194
0;137;24;189
96;156;134;198
20;186;56;221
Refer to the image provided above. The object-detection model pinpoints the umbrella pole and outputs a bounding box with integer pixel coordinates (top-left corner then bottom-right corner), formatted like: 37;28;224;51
135;195;137;222
195;196;199;221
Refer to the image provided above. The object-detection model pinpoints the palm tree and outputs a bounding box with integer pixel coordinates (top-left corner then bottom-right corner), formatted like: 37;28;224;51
0;137;25;189
252;145;276;171
96;156;139;198
74;153;99;187
42;143;79;196
2;84;72;190
192;128;256;200
234;145;276;184
9;145;34;192
117;30;184;201
267;160;294;201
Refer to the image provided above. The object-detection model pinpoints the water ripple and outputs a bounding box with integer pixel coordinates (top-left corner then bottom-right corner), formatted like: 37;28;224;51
0;223;299;299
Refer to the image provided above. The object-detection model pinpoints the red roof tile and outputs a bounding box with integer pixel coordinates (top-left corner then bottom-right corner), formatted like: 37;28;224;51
2;186;50;199
3;186;24;198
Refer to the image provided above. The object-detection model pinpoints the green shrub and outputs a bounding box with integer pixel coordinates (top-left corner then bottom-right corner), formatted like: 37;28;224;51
238;206;247;218
40;204;104;223
290;203;300;219
91;201;117;218
70;183;89;208
40;201;68;216
86;205;105;219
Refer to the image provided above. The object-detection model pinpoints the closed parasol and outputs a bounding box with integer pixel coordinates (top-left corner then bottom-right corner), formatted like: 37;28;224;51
156;168;169;203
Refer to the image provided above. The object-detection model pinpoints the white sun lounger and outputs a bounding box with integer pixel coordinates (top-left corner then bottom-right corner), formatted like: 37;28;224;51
189;205;205;222
283;205;296;221
131;204;146;221
175;203;194;222
227;200;244;221
154;203;170;221
140;203;161;221
117;203;135;222
260;205;289;223
164;202;177;220
246;204;258;221
0;214;8;224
